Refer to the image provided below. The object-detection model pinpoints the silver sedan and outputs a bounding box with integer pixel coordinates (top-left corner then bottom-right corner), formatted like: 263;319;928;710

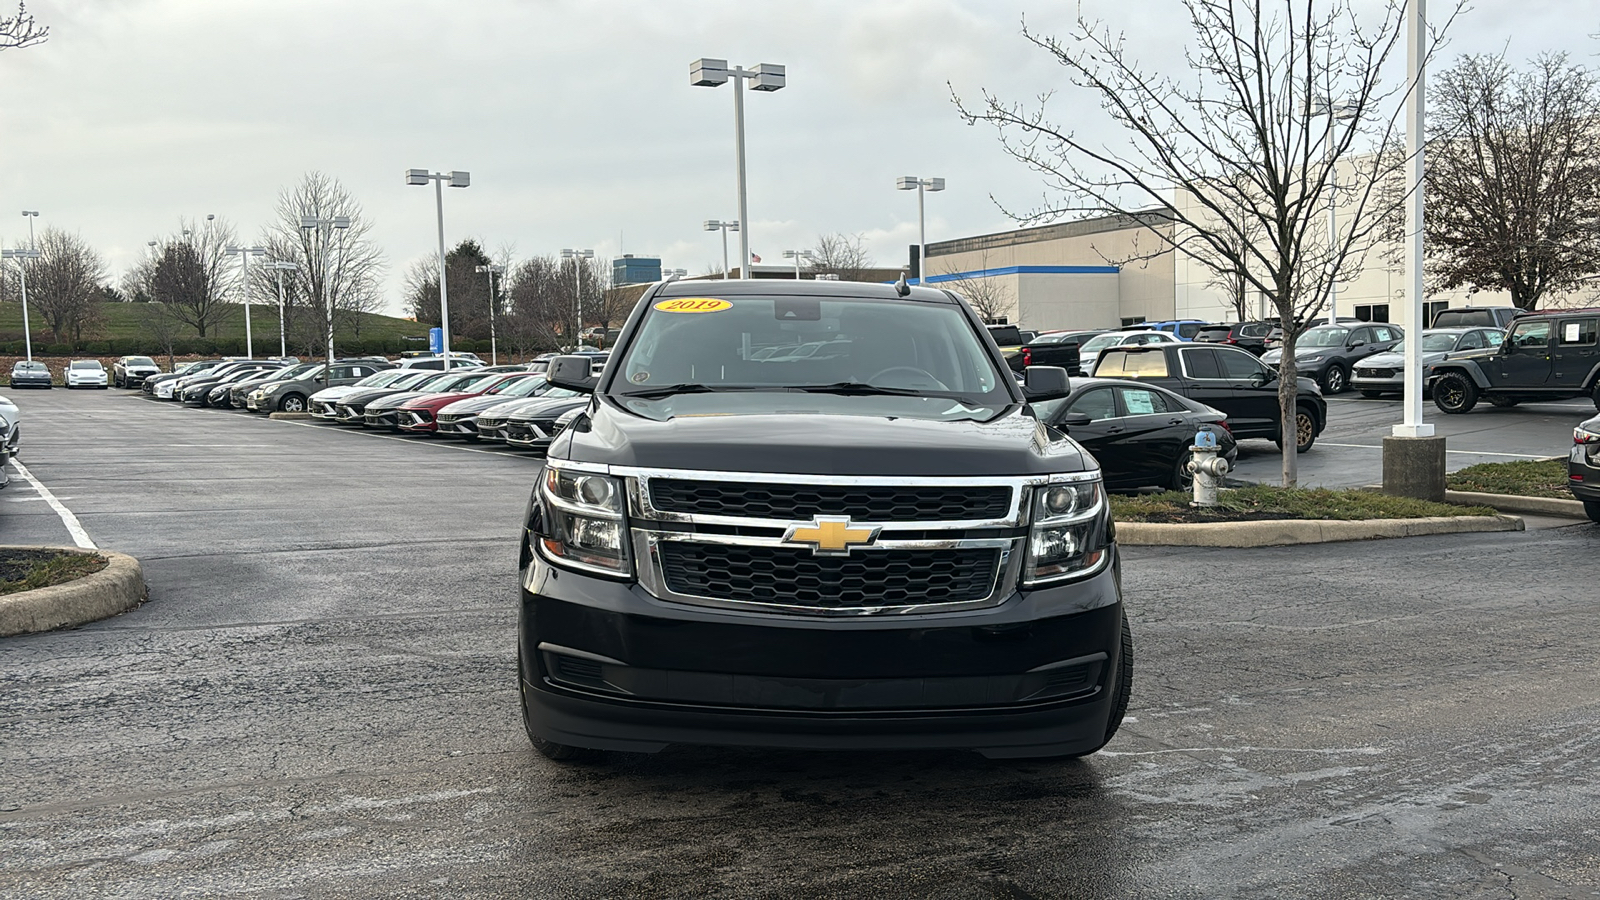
1351;327;1505;397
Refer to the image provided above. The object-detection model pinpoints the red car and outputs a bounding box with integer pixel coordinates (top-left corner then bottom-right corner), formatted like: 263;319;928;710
395;372;539;435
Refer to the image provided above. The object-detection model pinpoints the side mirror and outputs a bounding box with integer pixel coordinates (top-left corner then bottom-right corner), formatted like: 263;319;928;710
1250;371;1269;387
1348;339;1366;349
1499;340;1512;355
1058;412;1093;429
547;355;599;393
1023;365;1071;402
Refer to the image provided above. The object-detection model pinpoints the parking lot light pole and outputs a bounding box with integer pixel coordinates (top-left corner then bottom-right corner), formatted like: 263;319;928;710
896;176;945;286
560;248;593;348
781;249;815;280
225;245;268;358
691;59;785;279
299;215;351;378
1314;97;1357;327
266;261;298;360
21;210;38;249
703;219;738;279
407;169;470;369
1;247;40;362
474;263;504;365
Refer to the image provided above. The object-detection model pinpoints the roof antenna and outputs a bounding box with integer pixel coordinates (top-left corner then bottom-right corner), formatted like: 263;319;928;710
894;269;910;297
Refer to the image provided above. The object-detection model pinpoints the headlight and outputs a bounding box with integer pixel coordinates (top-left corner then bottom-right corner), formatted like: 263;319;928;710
1576;424;1600;445
536;464;632;577
1024;476;1109;586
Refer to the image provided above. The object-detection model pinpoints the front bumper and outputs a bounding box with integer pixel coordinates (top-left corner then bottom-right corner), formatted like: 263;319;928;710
310;399;341;419
504;419;560;452
435;414;480;437
334;404;368;425
397;409;437;433
517;549;1125;758
364;408;402;429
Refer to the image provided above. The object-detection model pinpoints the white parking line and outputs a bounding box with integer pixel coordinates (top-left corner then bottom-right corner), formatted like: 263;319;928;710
271;418;525;458
1318;442;1557;460
10;459;97;549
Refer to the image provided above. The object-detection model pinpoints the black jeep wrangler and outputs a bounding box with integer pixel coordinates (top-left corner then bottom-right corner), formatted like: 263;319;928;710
1429;309;1600;413
516;280;1131;761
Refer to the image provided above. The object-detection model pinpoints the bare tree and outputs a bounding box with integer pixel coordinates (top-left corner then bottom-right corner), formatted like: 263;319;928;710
147;216;237;338
1;1;47;51
936;251;1013;322
1419;52;1600;310
264;173;385;365
809;232;876;282
141;301;186;372
956;0;1451;486
23;228;106;344
504;255;569;356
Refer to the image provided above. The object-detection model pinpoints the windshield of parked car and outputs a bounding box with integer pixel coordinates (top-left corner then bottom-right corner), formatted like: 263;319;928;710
1299;326;1351;348
490;374;549;398
1078;333;1124;354
70;360;103;370
125;357;156;367
15;362;46;372
427;371;498;392
354;370;406;388
271;363;319;380
612;293;1012;421
1394;333;1469;354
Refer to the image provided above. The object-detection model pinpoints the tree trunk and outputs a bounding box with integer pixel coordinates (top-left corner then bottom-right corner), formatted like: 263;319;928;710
1276;306;1300;488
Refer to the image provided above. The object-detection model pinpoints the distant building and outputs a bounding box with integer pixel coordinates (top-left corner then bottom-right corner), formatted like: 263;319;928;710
613;255;662;286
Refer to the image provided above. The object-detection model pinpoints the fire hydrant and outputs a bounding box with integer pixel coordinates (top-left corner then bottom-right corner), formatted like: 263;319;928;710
1188;428;1231;507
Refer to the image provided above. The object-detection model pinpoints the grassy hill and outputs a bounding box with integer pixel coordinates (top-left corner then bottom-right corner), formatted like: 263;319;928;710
0;301;431;357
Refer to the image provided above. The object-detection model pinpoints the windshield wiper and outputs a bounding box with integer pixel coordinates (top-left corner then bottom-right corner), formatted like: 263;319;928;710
792;381;987;406
622;382;734;400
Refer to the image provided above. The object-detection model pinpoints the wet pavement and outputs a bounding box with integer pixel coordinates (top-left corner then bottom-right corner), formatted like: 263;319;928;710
3;389;1600;898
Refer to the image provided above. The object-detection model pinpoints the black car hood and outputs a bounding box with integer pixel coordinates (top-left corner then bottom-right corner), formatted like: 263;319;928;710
562;401;1091;477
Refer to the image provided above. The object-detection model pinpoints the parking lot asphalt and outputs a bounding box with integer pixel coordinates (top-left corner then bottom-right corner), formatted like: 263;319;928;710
1229;394;1594;488
3;390;1600;898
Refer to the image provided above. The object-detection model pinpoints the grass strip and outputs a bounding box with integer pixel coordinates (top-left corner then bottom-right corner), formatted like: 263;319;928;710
1110;484;1497;524
0;550;108;596
1445;458;1571;499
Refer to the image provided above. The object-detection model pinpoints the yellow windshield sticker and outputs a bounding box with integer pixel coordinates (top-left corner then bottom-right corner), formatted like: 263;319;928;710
654;298;732;314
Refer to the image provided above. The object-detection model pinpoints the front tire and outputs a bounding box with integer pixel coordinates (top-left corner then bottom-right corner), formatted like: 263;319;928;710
1062;610;1133;758
278;394;307;413
1433;371;1479;414
1359;390;1385;399
1170;449;1195;493
1320;364;1349;394
1585;500;1600;524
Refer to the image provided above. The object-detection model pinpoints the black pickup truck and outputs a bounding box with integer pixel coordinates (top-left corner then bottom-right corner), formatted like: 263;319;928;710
1009;330;1107;375
1094;342;1327;452
516;280;1132;761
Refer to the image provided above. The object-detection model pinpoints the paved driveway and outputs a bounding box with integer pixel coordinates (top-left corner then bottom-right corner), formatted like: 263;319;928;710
3;390;1599;898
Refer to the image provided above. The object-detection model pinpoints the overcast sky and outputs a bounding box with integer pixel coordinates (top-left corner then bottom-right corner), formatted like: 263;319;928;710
1;0;1595;315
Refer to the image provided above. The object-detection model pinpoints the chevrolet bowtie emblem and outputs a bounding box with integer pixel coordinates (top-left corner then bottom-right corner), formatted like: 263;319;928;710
783;516;881;556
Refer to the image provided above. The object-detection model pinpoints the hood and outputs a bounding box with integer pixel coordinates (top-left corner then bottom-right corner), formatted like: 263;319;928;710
507;397;590;423
340;387;413;406
438;395;510;416
366;390;433;410
562;401;1092;478
477;397;552;418
1360;350;1450;368
310;384;362;402
402;390;477;410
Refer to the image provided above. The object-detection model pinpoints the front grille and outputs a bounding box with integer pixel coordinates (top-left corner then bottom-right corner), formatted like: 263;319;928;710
1357;367;1395;378
656;542;999;610
648;480;1012;522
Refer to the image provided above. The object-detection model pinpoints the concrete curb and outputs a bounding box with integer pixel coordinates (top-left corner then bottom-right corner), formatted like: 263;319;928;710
0;548;146;637
1117;514;1523;548
1444;490;1588;520
268;412;314;420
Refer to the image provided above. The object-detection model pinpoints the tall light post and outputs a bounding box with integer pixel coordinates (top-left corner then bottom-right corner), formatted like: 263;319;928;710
561;248;593;349
225;245;267;358
299;215;351;377
474;263;504;365
1313;97;1357;327
703;219;739;279
1397;0;1431;442
782;249;816;280
896;176;945;285
406;169;470;369
266;261;298;360
2;247;41;362
21;211;38;249
691;58;786;279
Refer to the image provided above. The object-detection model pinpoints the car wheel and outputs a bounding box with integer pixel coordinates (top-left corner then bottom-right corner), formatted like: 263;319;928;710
1586;500;1600;524
1320;364;1348;394
518;647;597;763
1359;390;1385;399
1170;449;1195;493
1488;396;1519;408
1432;371;1478;414
1294;407;1317;452
1591;382;1600;413
278;394;306;413
1059;609;1133;759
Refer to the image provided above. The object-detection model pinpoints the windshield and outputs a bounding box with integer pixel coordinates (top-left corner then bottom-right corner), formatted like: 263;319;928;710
273;363;319;380
612;293;1012;420
492;375;549;398
427;371;497;392
70;360;103;370
355;370;407;388
1299;326;1350;348
1079;333;1122;353
126;357;156;367
1404;333;1466;353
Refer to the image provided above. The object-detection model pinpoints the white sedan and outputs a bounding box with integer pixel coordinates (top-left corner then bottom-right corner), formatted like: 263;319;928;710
65;360;109;389
1078;329;1183;375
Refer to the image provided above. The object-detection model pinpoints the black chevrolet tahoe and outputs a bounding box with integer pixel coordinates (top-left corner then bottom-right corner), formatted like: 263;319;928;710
516;280;1131;760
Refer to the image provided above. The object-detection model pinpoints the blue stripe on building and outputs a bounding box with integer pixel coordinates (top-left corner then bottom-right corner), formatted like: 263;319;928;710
903;264;1120;285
